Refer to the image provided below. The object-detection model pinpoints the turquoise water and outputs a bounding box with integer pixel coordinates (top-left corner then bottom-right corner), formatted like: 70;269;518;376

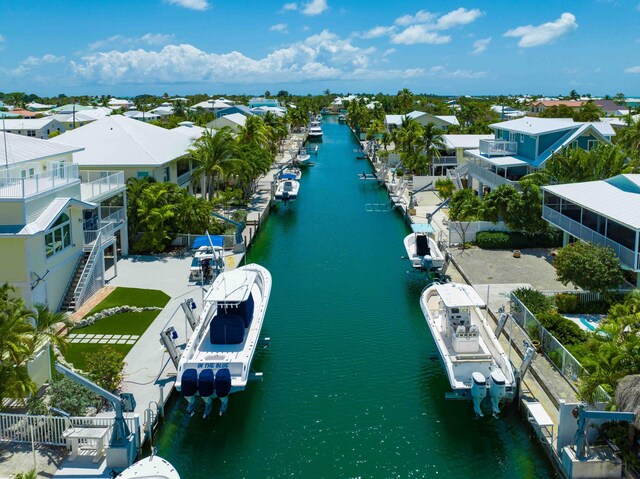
155;117;556;478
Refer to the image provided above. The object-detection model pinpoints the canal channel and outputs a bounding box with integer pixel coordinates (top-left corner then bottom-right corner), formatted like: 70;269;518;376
155;116;556;478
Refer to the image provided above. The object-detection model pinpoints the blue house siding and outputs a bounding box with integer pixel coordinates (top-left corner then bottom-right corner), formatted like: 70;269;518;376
576;133;599;150
538;130;570;156
518;134;537;160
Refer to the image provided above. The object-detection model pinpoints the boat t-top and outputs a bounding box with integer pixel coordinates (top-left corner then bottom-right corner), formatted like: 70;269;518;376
176;264;272;417
296;147;311;164
279;167;302;181
404;223;445;270
308;121;323;139
275;179;300;203
420;283;517;416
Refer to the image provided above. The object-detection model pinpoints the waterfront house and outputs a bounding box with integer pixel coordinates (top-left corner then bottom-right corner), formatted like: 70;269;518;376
491;105;526;120
107;98;132;110
463;117;614;195
248;97;279;109
385;111;460;131
206;112;247;131
431;134;494;176
149;105;174;119
215;105;255;119
251;106;287;117
190;98;235;114
0;133;128;311
50;115;196;187
26;101;55;112
529;100;584;114
542;175;640;286
593;99;625;116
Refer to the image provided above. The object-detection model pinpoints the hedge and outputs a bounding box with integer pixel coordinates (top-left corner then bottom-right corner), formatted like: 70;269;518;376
476;230;562;250
536;311;586;346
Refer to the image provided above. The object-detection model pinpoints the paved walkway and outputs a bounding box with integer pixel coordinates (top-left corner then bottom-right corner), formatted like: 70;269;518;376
68;333;139;345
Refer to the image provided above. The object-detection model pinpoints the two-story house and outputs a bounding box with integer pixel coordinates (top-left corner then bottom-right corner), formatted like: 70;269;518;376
385;111;460;132
463;117;615;195
0;133;128;312
50;115;196;188
542;175;640;287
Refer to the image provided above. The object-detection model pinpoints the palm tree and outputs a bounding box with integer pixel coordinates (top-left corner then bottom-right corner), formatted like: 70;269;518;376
396;88;414;114
239;115;269;148
190;128;237;200
615;116;640;160
30;304;72;356
421;122;446;174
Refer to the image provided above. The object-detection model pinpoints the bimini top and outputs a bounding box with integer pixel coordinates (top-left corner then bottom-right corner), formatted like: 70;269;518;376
411;223;435;234
280;173;297;180
205;269;257;303
192;235;224;249
435;283;486;308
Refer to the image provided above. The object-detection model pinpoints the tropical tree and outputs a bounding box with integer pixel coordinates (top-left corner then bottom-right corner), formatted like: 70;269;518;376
190;128;237;200
615;116;640;160
396;88;414;113
238;115;269;148
479;184;520;223
421;122;446;174
504;179;547;234
574;101;603;122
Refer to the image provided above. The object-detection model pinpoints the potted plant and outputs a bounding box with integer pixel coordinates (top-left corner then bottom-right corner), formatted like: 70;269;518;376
528;324;542;352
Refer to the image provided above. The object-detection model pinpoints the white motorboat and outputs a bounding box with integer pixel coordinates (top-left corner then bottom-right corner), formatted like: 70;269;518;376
176;264;272;417
190;245;224;281
118;456;180;479
296;147;311;164
279;167;302;181
315;113;322;123
308;122;323;138
420;283;517;416
275;179;300;202
404;223;445;270
338;114;346;123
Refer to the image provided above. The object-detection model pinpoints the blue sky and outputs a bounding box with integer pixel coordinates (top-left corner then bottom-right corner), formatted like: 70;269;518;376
1;0;639;97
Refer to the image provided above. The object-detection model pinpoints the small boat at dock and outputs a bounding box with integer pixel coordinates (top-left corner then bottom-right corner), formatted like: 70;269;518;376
296;147;311;164
308;121;323;139
118;455;181;479
404;223;445;270
275;179;300;202
176;264;272;417
279;167;301;181
420;282;517;416
338;114;346;123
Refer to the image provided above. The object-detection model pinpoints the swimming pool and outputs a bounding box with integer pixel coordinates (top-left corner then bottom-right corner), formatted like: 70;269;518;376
564;314;605;332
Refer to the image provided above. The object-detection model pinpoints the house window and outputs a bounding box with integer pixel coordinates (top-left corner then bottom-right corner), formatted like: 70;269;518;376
45;212;71;258
509;133;517;143
571;141;578;149
27;130;36;137
587;139;598;151
137;171;149;178
520;134;524;143
163;167;170;182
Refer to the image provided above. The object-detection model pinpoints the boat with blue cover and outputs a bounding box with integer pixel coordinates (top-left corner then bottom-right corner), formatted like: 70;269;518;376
278;167;302;181
404;223;445;270
176;264;272;417
275;179;300;203
420;283;517;416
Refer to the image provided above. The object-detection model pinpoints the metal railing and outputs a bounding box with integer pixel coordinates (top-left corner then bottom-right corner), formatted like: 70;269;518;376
432;155;458;165
84;208;125;245
542;206;639;270
0;412;139;448
0;164;79;198
79;170;125;201
177;170;192;186
74;232;105;310
479;139;518;156
467;162;523;191
510;293;611;404
172;233;236;250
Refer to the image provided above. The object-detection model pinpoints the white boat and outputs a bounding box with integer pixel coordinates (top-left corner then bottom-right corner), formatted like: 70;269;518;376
275;179;300;202
404;223;445;270
176;264;272;417
279;167;302;181
118;456;180;479
315;113;322;123
296;147;311;164
189;245;224;281
420;283;517;416
308;122;323;138
338;114;346;123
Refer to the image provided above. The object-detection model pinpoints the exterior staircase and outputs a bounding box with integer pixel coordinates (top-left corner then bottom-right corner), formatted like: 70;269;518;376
447;162;469;191
59;252;90;312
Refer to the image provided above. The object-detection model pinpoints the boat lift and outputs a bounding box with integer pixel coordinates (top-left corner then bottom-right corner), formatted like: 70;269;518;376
425;197;451;224
54;363;137;468
211;212;245;253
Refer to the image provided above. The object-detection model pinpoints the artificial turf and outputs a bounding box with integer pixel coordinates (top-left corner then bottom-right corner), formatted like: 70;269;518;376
63;287;170;370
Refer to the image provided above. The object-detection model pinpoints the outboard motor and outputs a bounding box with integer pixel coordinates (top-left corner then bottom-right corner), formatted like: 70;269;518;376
420;256;433;271
470;372;487;416
215;369;232;416
198;369;215;418
181;368;198;416
488;370;507;415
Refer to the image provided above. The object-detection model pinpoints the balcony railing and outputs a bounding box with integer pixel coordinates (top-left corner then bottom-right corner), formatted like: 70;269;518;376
479;139;518;156
432;155;458;165
467;162;522;191
177;170;192;186
80;171;125;202
84;207;126;245
542;206;639;270
0;164;79;198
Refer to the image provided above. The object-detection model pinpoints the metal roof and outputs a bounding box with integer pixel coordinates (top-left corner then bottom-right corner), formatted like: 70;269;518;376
0;132;83;166
443;134;494;150
543;175;640;230
50;116;193;167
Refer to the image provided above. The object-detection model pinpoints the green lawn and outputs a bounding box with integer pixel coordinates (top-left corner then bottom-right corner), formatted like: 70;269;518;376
64;287;170;370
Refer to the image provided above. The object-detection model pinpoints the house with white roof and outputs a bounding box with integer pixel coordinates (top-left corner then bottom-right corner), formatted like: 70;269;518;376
149;105;174;119
0;133;128;311
0;117;65;139
50;116;196;187
385;111;460;132
248;97;279;109
542;175;640;285
171;122;207;141
491;105;526;120
463;117;615;195
206;113;247;131
190;98;235;114
107;98;132;110
123;110;160;122
431;134;494;176
251;106;286;117
26;101;55;112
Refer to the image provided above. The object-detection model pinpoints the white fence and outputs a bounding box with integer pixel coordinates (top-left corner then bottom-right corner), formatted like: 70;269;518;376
448;221;509;244
172;233;236;250
0;413;140;449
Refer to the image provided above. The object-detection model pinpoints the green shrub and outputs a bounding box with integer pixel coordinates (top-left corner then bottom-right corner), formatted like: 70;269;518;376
580;300;612;314
475;230;562;250
84;346;125;392
537;311;586;346
48;377;97;416
435;178;455;200
555;293;580;314
513;287;554;315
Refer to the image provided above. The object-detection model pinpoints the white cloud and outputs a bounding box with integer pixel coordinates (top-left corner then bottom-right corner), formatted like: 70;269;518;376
471;37;491;55
356;25;396;39
427;65;487;78
302;0;328;15
391;25;450;45
0;34;5;51
21;54;65;66
435;8;484;30
89;33;175;51
270;23;288;33
71;31;425;85
504;12;578;48
395;10;435;26
383;48;396;57
165;0;209;10
282;2;297;11
625;66;640;73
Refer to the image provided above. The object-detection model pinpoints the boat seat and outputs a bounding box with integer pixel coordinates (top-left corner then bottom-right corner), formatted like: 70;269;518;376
416;235;431;256
218;295;254;328
210;313;245;344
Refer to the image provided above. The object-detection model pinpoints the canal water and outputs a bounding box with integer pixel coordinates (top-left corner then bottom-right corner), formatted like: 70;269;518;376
155;117;556;478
